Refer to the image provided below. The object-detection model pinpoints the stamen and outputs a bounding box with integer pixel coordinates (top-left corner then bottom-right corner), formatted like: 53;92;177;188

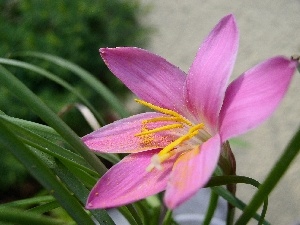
135;124;183;136
146;123;204;171
190;123;205;133
145;116;185;123
134;99;209;172
135;99;192;126
159;129;198;156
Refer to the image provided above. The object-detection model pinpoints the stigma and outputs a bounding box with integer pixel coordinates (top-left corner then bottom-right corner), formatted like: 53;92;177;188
134;99;211;172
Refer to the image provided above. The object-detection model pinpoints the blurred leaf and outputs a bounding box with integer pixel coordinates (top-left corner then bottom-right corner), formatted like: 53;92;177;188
21;52;129;118
0;206;65;225
0;119;95;225
0;57;104;125
0;65;107;175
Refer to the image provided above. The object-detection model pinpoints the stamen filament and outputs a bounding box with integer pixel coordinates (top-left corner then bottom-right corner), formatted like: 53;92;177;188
135;99;192;126
135;124;183;136
190;123;205;132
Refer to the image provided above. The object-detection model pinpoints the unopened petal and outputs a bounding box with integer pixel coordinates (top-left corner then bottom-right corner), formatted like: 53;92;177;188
82;112;175;153
185;14;239;130
100;47;187;115
86;150;174;209
220;56;298;141
164;134;221;209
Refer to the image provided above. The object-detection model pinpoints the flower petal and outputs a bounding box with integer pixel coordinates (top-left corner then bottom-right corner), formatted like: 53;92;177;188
86;150;174;209
164;134;221;209
220;56;298;141
82;112;176;153
185;14;239;130
100;47;187;114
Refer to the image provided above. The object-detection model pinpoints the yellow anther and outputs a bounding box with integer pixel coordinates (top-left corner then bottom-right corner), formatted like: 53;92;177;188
135;124;183;137
145;116;185;123
159;123;204;156
135;99;192;126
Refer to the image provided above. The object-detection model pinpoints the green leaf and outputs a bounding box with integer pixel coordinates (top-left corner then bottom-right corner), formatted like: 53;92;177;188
0;206;65;225
2;196;55;208
0;119;95;225
207;175;269;225
0;114;63;144
19;51;129;118
27;201;60;214
203;191;219;225
53;160;115;225
0;57;105;125
118;206;139;225
0;116;98;176
0;65;107;175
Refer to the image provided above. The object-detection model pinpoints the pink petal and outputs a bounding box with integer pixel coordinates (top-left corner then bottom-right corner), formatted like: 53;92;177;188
220;56;297;141
164;134;221;209
100;47;188;115
82;112;176;153
86;150;174;209
185;14;239;131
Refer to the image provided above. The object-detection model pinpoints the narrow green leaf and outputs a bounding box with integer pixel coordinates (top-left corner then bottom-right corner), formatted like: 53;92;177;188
118;206;139;225
203;191;219;225
207;175;269;225
236;128;300;224
0;120;95;225
1;117;98;176
27;201;60;214
0;65;107;175
53;160;115;225
0;58;105;124
2;196;55;208
0;114;63;144
162;210;174;225
65;164;97;188
19;51;129;118
0;207;65;225
126;204;144;225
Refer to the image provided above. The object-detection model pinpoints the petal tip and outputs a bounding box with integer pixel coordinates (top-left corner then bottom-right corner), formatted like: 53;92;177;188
221;13;237;25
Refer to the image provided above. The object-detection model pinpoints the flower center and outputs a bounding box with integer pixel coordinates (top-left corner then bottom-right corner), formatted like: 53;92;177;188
134;99;211;172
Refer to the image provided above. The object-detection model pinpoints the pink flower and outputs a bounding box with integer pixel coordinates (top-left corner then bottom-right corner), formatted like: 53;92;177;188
83;14;298;209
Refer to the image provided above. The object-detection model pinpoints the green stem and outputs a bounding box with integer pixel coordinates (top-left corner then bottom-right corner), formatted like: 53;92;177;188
235;128;300;224
0;65;107;176
203;191;219;225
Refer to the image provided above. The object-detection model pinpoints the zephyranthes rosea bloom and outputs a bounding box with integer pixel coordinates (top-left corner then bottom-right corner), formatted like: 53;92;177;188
83;14;298;209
